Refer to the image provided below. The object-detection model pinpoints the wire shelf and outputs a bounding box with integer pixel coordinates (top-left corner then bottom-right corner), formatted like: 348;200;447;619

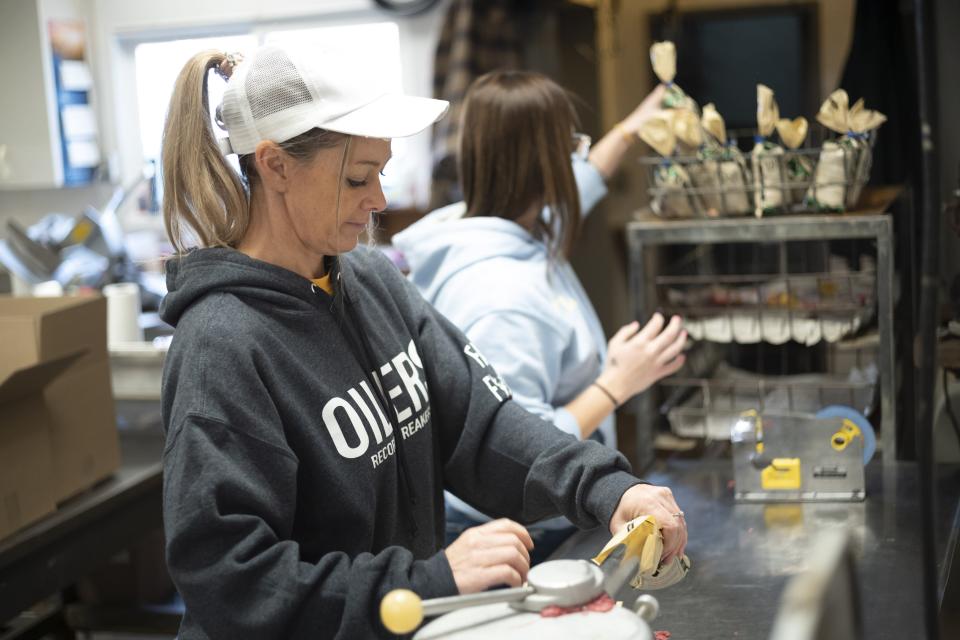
656;269;876;345
660;367;877;440
640;133;876;218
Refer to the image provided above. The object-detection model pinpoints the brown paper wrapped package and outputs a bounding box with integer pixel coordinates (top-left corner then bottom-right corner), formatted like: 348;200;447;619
650;40;698;112
690;103;750;215
640;116;698;217
806;89;886;210
752;84;787;216
776;116;811;203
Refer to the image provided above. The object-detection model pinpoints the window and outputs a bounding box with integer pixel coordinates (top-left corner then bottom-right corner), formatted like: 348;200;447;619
131;22;420;209
134;35;257;162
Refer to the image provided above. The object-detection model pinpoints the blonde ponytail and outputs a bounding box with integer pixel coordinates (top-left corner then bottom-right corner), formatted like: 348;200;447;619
161;50;248;253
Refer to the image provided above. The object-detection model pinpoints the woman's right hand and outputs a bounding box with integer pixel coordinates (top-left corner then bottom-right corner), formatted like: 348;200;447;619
444;519;534;594
619;84;668;138
599;312;687;404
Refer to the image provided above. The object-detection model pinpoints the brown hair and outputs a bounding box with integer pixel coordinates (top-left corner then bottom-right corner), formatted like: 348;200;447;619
161;49;346;253
459;70;581;258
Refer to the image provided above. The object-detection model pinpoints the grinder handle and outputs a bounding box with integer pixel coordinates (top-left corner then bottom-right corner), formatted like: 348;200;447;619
380;585;535;634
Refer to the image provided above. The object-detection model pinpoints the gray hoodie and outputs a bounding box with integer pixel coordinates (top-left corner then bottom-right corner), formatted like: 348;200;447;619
160;246;639;639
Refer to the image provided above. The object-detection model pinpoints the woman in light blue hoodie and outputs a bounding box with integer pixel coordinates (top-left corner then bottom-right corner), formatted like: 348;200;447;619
394;71;688;563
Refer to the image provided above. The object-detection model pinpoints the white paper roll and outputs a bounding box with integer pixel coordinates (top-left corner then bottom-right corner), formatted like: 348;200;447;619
102;282;143;345
32;280;64;297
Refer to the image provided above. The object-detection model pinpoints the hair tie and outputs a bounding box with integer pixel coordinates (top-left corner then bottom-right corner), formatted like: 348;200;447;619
216;52;243;81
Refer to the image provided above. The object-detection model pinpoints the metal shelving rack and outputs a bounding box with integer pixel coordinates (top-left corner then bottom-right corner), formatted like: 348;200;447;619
626;213;895;470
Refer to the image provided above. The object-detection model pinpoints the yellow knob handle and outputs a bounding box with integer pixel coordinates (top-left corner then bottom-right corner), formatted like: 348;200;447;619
380;589;424;635
830;419;862;452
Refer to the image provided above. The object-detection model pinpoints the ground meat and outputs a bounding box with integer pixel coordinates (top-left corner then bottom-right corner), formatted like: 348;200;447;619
539;593;617;617
585;594;616;612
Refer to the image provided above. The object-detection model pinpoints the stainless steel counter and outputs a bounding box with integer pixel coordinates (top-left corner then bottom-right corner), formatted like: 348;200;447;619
554;458;960;639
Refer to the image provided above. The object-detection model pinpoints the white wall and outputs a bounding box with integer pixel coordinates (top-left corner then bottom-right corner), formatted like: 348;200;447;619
0;0;59;190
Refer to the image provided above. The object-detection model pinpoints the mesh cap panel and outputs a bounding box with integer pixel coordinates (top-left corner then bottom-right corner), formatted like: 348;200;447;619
213;43;450;155
219;90;246;137
246;47;313;121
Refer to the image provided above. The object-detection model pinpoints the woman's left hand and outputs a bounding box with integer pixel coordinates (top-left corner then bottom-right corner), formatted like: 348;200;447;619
609;483;687;564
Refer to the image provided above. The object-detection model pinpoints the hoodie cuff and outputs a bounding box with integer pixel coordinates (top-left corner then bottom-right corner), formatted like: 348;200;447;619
584;470;645;531
573;155;609;216
409;549;459;600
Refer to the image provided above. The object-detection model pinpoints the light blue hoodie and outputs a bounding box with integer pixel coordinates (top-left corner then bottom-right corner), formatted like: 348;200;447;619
393;158;616;529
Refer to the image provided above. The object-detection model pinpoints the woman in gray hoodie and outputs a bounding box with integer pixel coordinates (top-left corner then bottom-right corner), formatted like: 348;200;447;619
159;45;686;639
395;71;688;563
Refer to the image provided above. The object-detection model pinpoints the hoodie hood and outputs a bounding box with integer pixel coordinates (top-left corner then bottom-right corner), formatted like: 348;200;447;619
393;203;548;302
160;248;325;327
394;156;610;303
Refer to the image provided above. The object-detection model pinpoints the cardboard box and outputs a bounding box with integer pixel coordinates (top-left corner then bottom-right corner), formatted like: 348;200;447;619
0;295;121;539
0;354;76;539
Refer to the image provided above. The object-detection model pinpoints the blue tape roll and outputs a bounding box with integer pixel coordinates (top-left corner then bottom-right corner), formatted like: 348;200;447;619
816;405;876;464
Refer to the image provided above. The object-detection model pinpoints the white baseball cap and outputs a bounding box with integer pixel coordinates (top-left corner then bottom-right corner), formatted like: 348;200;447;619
216;43;449;155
